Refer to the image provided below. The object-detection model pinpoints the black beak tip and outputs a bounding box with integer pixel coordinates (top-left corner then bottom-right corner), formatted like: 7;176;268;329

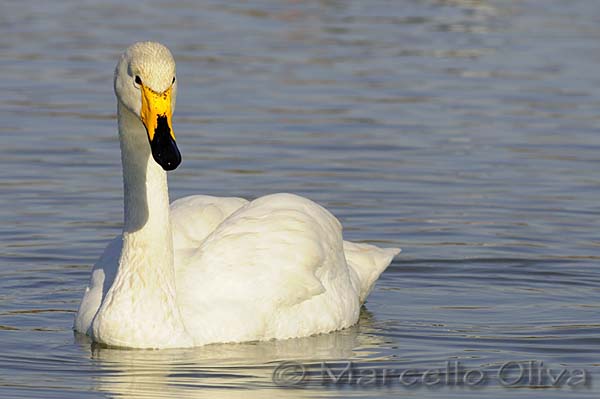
163;162;180;171
152;145;181;171
149;115;181;171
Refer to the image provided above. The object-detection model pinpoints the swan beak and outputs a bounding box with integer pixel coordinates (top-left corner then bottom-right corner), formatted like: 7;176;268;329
140;85;181;171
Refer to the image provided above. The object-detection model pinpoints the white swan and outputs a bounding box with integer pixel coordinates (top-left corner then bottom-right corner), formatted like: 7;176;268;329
74;42;400;349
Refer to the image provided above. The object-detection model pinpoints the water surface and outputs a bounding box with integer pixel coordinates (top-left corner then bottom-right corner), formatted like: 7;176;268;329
1;1;599;398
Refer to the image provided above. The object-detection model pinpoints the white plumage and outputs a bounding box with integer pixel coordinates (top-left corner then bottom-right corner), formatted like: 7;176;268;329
74;42;400;348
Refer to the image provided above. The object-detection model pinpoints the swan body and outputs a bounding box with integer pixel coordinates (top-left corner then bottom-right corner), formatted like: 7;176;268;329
74;42;400;348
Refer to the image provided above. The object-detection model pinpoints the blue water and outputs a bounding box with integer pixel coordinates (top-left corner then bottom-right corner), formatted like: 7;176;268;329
1;1;599;398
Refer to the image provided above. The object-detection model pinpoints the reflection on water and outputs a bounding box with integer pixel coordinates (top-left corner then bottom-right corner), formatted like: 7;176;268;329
1;0;600;398
79;312;389;398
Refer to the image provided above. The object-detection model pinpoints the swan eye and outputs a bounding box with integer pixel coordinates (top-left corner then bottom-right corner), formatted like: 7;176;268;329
172;77;176;84
135;75;143;86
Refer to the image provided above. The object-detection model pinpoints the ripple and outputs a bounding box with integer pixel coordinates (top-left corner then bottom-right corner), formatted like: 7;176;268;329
1;0;600;398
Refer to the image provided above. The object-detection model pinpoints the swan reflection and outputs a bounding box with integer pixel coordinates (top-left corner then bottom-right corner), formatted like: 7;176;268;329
77;312;387;398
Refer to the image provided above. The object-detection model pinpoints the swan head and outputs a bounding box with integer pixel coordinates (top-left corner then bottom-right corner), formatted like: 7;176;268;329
114;42;181;171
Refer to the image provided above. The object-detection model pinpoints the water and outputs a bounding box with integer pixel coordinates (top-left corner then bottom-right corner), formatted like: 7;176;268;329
1;0;599;397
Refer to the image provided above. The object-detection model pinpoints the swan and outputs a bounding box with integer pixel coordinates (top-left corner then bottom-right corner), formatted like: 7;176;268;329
74;41;400;349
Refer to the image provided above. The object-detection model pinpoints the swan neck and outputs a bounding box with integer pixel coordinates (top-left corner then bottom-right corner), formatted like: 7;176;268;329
92;103;190;348
118;102;170;236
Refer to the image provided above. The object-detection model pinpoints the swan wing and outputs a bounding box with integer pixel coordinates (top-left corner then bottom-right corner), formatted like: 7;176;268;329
170;195;248;251
175;193;360;344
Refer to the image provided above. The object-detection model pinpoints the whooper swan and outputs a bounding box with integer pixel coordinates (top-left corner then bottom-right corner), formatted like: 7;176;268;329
74;42;400;349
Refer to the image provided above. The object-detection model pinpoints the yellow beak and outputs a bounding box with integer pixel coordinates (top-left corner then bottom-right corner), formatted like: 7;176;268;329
139;84;181;171
140;85;174;142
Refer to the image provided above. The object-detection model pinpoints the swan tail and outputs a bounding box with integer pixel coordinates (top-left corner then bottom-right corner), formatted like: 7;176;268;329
343;241;401;304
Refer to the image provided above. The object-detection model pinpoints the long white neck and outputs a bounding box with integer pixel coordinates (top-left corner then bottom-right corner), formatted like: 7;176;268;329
91;103;191;348
119;102;170;235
